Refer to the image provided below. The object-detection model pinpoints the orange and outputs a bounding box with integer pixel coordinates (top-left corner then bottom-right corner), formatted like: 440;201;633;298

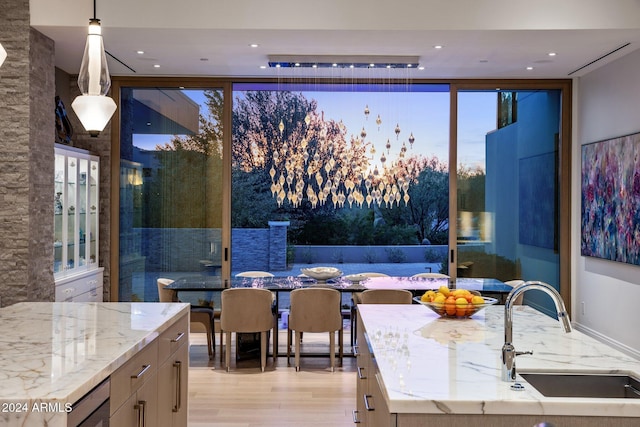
445;296;457;316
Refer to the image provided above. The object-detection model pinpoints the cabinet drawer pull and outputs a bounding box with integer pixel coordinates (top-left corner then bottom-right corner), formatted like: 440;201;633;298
352;409;361;423
363;394;375;411
134;400;146;427
131;364;151;379
352;345;360;356
173;361;182;412
171;332;186;343
357;366;367;380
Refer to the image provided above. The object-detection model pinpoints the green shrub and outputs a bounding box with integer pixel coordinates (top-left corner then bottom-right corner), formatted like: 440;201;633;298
385;247;407;263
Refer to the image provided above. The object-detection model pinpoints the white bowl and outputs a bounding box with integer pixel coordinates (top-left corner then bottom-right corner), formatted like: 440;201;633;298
300;267;343;281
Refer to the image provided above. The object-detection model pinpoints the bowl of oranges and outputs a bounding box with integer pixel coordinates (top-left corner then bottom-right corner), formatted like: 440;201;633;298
413;285;498;318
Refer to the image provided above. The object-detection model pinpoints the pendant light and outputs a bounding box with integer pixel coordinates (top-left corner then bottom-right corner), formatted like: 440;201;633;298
0;42;6;67
71;0;116;137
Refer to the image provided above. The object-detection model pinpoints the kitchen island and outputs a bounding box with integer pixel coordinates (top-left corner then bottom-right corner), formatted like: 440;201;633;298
0;302;190;426
356;304;640;426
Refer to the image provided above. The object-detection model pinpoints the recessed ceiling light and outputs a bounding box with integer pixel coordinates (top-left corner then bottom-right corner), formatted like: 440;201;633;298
249;43;259;48
275;64;281;68
153;64;160;68
312;64;317;68
332;63;337;67
369;63;375;67
259;65;267;69
526;66;534;70
418;66;425;70
548;52;557;56
296;63;301;67
434;45;443;49
136;50;144;55
349;64;354;69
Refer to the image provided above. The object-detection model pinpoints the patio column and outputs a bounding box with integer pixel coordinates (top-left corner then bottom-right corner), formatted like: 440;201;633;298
268;221;289;271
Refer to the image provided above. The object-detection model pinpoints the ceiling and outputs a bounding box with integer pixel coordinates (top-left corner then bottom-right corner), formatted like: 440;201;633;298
29;0;640;80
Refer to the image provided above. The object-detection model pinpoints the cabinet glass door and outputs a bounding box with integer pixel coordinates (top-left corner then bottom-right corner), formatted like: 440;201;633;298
54;145;100;277
54;153;65;273
88;159;99;265
67;156;78;270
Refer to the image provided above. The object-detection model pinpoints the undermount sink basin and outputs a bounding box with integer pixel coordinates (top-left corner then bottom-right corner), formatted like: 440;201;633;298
520;372;640;399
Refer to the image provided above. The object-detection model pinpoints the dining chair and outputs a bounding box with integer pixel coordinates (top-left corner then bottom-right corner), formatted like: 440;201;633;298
504;279;525;305
351;289;413;345
347;272;392;345
357;289;414;305
235;271;274;278
411;272;450;278
157;278;216;359
287;287;343;372
220;287;276;372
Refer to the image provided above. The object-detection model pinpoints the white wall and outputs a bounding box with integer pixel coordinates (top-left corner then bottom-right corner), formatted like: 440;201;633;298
574;47;640;358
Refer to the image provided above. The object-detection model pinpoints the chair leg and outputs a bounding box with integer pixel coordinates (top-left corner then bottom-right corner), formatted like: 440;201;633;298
205;325;214;360
295;331;301;371
329;331;335;372
260;331;267;372
287;328;292;365
272;313;278;360
339;328;344;367
219;329;224;362
225;331;232;372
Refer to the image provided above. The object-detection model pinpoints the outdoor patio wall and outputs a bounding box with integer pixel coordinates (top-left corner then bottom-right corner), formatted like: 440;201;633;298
292;245;447;264
231;229;270;272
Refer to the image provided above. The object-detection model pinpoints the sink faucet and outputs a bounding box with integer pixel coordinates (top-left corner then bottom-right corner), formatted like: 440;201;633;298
502;280;572;382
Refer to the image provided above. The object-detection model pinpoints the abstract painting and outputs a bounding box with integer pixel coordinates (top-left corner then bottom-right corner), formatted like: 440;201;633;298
581;132;640;265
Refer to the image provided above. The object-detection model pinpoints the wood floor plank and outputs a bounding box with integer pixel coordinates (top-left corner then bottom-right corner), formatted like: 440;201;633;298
188;332;357;426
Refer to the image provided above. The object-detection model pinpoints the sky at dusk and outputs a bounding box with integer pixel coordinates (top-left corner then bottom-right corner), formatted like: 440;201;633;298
133;87;498;170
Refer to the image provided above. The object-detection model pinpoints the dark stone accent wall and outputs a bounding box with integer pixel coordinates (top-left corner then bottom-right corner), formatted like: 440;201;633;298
0;0;56;305
28;28;55;302
231;229;270;272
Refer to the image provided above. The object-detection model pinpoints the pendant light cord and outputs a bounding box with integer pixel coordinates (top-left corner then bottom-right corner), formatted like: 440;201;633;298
93;0;97;20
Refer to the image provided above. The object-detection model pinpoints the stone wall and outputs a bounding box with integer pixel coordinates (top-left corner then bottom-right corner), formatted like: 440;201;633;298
0;1;56;306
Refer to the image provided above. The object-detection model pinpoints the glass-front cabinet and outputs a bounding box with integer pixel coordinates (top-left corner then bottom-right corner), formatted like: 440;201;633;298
54;144;103;302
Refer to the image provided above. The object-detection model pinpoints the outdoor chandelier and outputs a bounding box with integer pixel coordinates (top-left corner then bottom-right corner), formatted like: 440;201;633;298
0;42;6;67
71;0;116;137
269;105;416;210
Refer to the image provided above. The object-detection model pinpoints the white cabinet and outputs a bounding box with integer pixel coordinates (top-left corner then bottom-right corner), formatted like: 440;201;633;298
54;144;102;302
54;267;104;302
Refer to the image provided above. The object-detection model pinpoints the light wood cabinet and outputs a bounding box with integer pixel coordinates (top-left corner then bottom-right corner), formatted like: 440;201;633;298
355;311;395;427
110;313;189;427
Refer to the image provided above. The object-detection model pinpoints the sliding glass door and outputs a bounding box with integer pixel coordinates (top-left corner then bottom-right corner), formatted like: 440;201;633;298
118;87;224;302
456;88;564;313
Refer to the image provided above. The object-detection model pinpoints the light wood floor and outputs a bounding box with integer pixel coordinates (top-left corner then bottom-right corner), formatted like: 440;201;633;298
188;331;357;426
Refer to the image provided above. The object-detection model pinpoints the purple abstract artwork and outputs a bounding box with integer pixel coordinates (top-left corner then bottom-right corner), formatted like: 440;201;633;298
581;133;640;265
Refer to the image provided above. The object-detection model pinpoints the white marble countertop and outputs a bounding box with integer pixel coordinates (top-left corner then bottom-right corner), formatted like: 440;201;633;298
0;302;189;421
358;304;640;417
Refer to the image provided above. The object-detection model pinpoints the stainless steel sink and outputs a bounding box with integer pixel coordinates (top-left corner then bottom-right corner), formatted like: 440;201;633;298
520;372;640;398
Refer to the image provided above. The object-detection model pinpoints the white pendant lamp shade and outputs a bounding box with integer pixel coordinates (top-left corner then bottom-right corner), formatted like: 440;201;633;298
0;42;6;67
71;94;117;137
71;18;116;137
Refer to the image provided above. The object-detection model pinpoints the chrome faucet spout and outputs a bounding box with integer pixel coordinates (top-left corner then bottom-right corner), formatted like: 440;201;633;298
502;281;571;382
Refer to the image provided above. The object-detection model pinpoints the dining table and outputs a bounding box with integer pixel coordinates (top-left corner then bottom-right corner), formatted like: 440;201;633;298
165;275;513;357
